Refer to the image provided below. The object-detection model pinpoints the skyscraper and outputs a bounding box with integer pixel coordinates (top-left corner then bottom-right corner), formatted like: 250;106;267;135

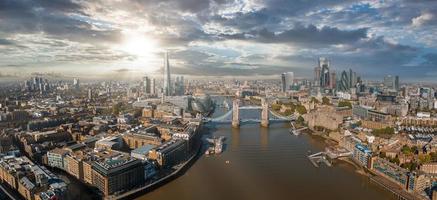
314;66;321;86
384;75;396;91
142;76;151;94
174;76;185;96
73;78;80;90
330;71;336;89
163;52;172;96
281;72;294;92
88;88;93;100
318;57;330;88
151;78;156;95
339;70;350;92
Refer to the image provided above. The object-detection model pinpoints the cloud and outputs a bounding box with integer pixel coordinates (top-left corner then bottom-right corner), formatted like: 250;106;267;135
0;0;436;81
412;12;435;27
219;24;368;46
0;39;14;46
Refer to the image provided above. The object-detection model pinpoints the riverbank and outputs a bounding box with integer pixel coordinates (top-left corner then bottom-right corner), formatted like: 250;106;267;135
307;130;422;200
107;140;203;200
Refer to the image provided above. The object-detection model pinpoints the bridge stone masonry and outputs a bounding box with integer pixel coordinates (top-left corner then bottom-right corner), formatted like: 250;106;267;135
207;98;294;127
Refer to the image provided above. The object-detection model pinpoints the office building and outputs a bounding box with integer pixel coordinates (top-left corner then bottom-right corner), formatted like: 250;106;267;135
339;70;350;92
281;72;294;92
92;157;144;196
319;57;330;88
174;76;185;96
314;66;321;86
143;76;151;94
330;71;336;89
384;75;398;91
73;78;80;90
148;139;188;168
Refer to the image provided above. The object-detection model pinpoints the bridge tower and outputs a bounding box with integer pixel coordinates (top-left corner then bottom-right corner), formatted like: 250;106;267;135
261;98;269;127
232;99;240;128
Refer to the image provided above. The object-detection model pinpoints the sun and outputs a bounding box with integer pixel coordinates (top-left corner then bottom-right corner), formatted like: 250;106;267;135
118;30;158;58
111;30;162;74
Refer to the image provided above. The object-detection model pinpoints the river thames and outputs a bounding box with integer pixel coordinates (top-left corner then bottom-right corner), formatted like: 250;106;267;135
137;106;395;200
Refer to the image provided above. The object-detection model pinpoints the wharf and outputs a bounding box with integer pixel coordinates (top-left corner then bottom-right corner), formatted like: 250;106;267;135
308;152;332;167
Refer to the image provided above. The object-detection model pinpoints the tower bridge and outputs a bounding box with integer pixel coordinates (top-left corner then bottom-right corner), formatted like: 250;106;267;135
206;99;295;127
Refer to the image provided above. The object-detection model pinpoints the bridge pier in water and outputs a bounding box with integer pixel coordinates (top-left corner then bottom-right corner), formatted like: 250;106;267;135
232;99;240;128
261;98;269;127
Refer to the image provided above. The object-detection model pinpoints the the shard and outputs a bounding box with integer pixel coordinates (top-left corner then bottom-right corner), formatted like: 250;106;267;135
163;52;172;96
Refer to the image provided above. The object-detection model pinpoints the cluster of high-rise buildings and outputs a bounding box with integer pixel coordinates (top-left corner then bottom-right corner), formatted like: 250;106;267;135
23;77;51;93
138;52;185;98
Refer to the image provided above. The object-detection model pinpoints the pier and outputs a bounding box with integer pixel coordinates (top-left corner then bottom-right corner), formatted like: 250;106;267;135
308;152;332;167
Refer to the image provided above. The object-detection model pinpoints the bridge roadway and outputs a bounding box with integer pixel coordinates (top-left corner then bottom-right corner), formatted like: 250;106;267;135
205;105;294;124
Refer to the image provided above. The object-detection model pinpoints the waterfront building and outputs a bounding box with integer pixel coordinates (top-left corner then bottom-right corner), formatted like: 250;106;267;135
304;106;343;131
91;157;144;196
372;157;409;188
65;153;84;181
353;144;372;168
83;160;94;185
148;139;188;168
0;155;67;200
407;172;429;192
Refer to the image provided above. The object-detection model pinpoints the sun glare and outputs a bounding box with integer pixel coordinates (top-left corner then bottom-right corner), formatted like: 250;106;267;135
118;31;158;58
113;30;161;74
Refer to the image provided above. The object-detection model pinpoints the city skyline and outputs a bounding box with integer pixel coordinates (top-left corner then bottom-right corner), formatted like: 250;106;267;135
0;0;436;81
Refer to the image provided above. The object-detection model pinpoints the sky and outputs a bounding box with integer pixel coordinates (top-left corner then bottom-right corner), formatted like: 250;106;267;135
0;0;436;81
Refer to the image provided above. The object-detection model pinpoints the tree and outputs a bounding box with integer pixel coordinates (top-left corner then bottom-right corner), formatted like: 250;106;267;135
271;104;281;111
338;101;352;109
372;127;395;138
112;102;122;115
401;145;412;155
391;157;400;165
310;97;319;104
401;162;418;171
430;152;437;161
296;105;307;115
297;116;305;125
322;97;330;105
419;154;431;164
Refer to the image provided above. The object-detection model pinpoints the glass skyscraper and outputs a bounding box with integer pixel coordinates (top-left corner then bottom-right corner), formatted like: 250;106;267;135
163;52;172;96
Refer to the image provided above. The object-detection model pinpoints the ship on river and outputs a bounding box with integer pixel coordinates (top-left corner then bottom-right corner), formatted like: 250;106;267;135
205;136;225;155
